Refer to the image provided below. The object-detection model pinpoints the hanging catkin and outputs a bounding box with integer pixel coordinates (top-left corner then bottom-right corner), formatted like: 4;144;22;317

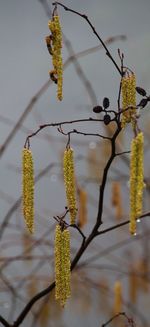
121;73;136;128
78;187;87;228
63;147;77;224
129;132;144;235
22;148;34;234
138;259;149;293
48;14;63;101
55;225;71;306
111;181;123;220
129;265;138;304
113;281;122;314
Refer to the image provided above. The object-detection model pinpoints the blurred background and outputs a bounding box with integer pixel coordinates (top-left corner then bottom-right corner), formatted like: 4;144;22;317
0;0;150;326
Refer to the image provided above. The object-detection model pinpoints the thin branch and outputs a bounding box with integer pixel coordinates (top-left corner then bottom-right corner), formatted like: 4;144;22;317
80;230;150;269
115;150;130;156
1;122;149;326
101;312;135;327
69;223;86;244
25;117;116;147
96;212;150;236
58;127;111;141
0;80;51;158
0;30;124;159
13;282;55;327
0;316;10;327
52;2;122;75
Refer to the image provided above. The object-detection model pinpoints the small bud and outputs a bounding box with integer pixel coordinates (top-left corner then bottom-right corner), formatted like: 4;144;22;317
136;87;147;97
103;97;110;109
92;106;103;113
138;98;148;108
104;114;111;125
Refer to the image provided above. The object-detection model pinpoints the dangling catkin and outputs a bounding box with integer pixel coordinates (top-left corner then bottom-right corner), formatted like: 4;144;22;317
129;132;144;235
48;15;63;101
63;147;77;224
22;148;34;234
138;259;149;292
111;181;123;220
78;188;87;228
55;225;71;306
121;73;136;128
129;265;138;304
113;281;122;314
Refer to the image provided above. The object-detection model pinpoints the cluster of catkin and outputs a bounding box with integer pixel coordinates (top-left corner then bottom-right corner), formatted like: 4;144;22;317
22;148;34;234
63;147;77;224
46;14;63;101
121;73;136;128
55;225;71;306
129;132;144;235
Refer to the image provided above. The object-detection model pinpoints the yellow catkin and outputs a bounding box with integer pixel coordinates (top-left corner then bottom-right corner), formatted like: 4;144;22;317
113;281;122;314
48;15;63;101
54;225;71;306
22;148;34;234
138;259;149;292
121;73;136;128
129;132;144;235
129;265;138;304
78;188;87;228
63;148;77;224
111;181;123;220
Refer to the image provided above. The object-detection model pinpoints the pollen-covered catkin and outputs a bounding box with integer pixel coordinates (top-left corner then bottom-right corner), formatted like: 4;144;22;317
54;225;71;306
63;148;77;224
48;15;63;101
62;229;71;301
55;225;62;301
129;132;144;235
121;73;136;128
113;281;122;314
22;148;34;234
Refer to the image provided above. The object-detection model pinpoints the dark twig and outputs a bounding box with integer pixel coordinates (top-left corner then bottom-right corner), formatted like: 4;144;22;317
0;80;51;158
96;211;150;236
101;312;136;327
57;126;111;141
25;116;117;147
2;170;149;327
0;316;10;327
52;2;122;76
69;223;86;244
0;24;124;159
115;150;130;156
